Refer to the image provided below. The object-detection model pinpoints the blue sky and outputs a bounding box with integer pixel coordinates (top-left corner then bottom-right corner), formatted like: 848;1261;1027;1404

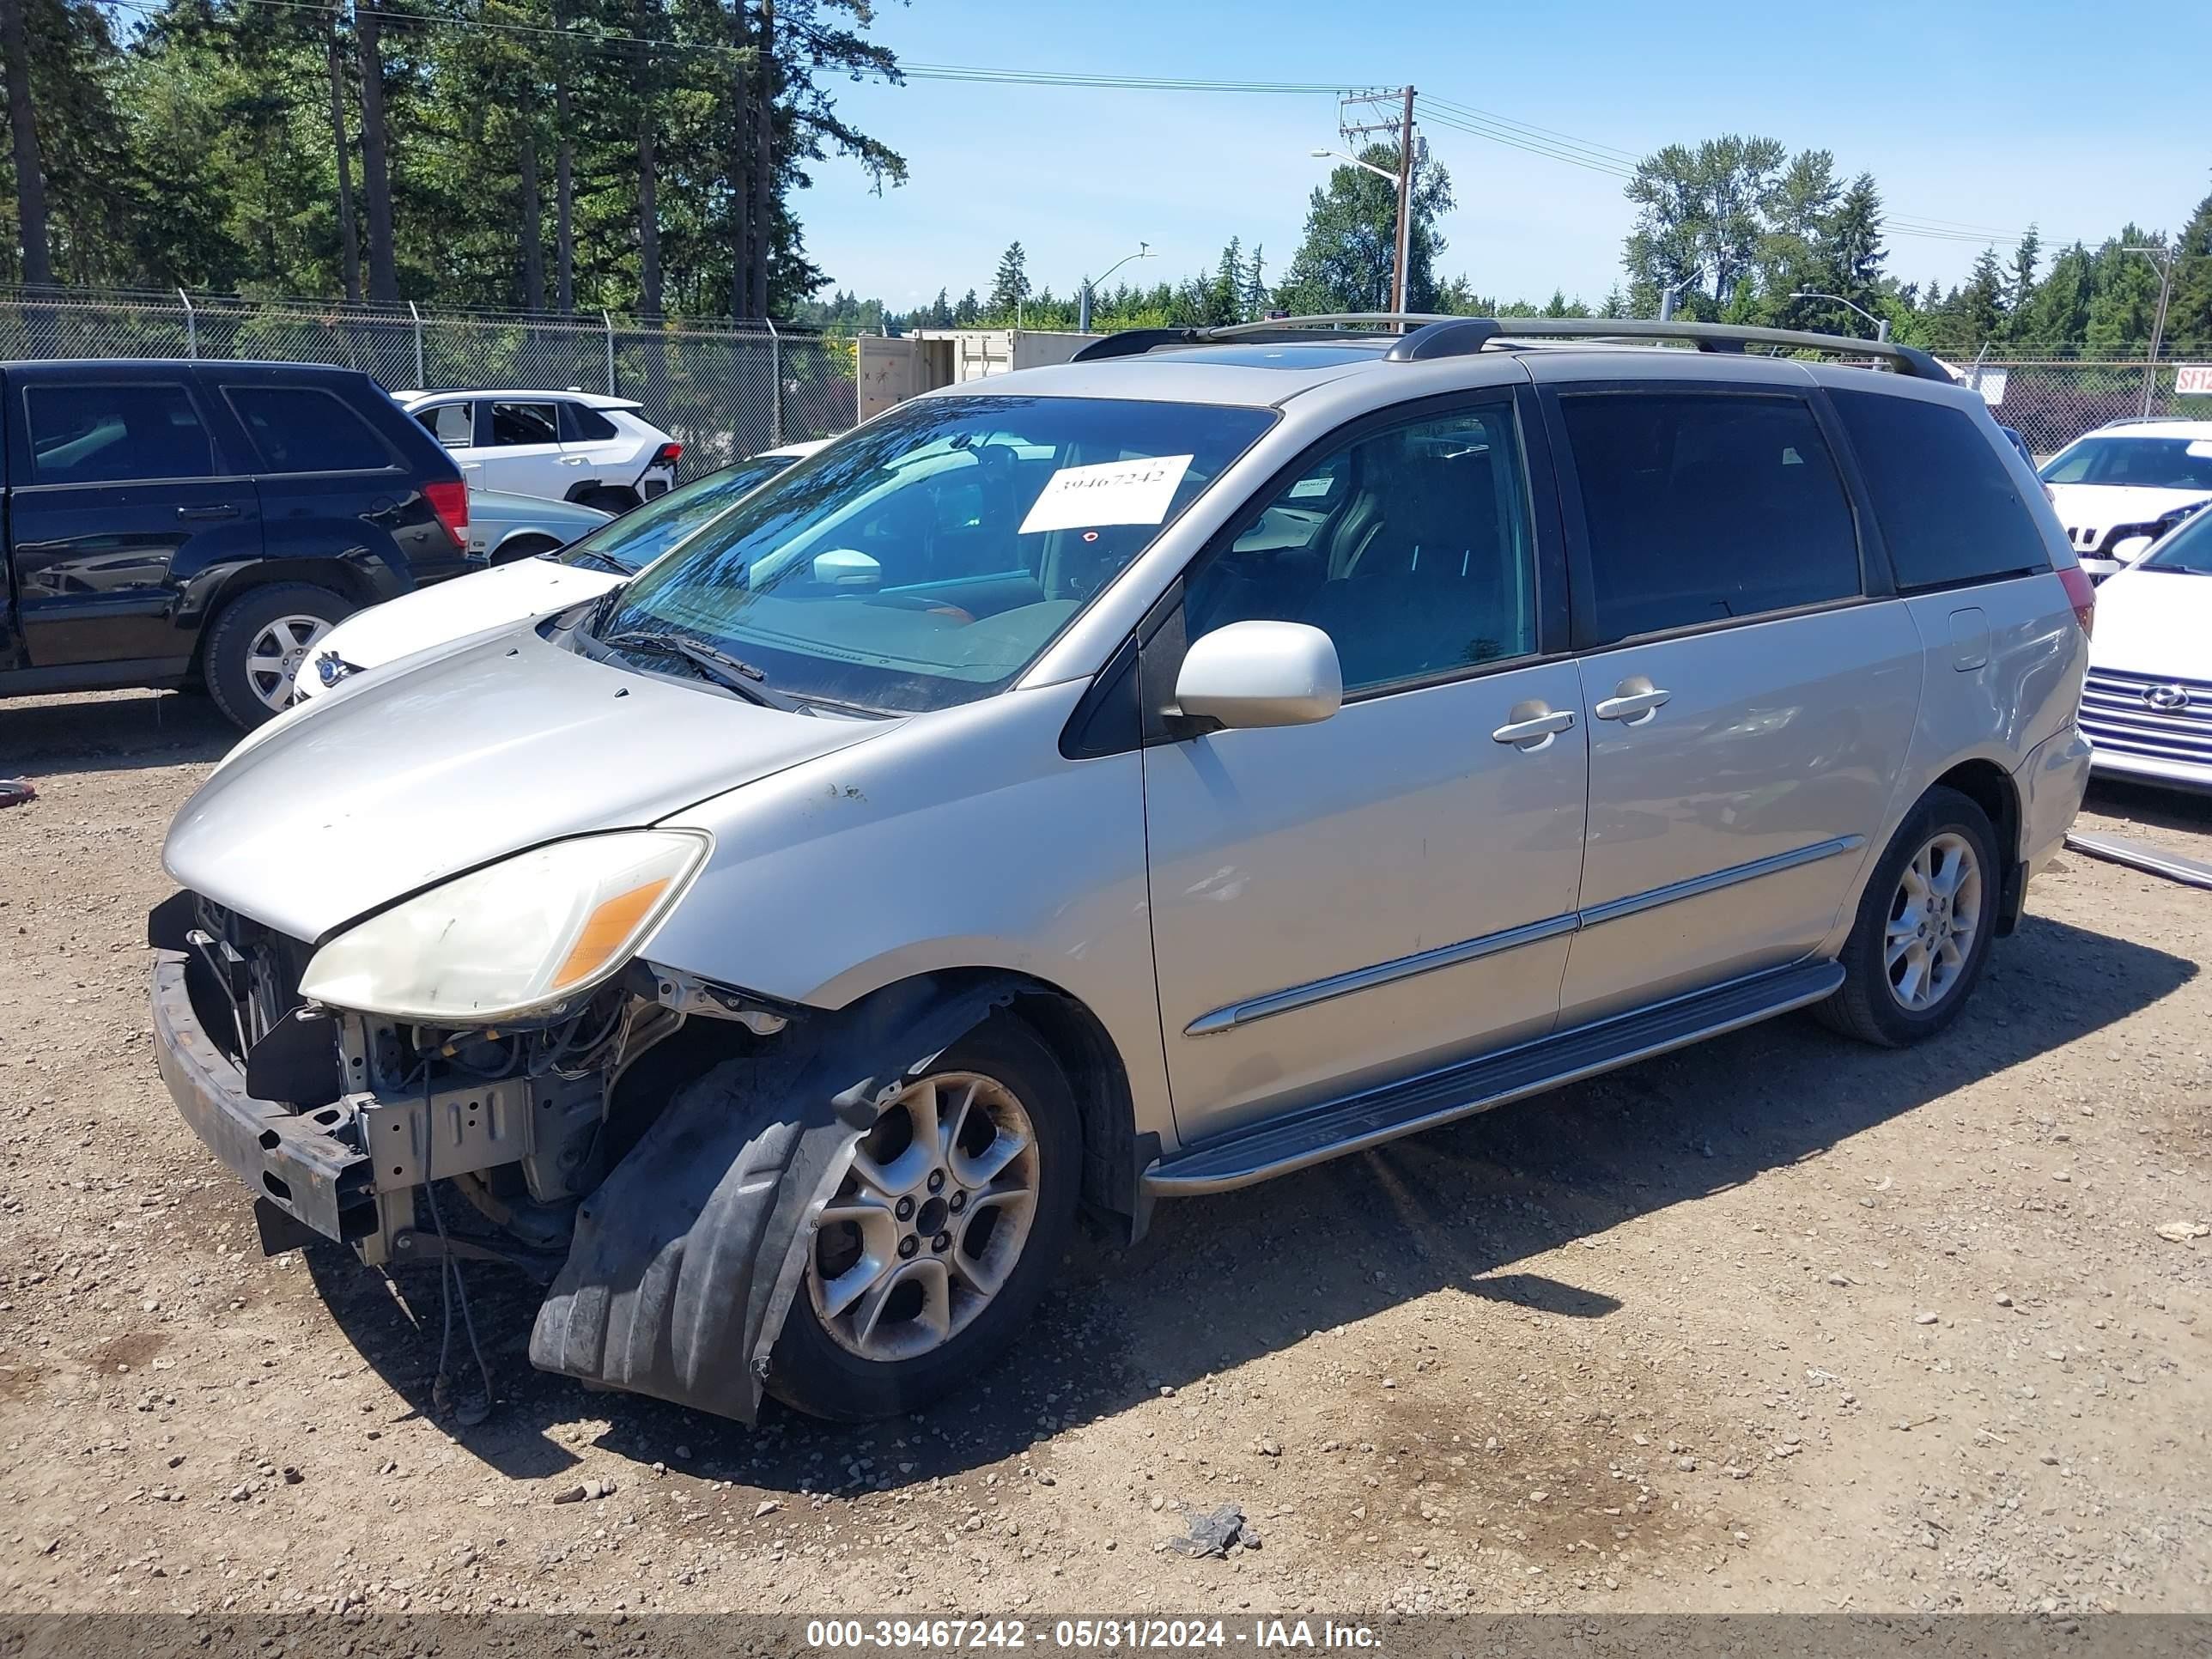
794;0;2209;313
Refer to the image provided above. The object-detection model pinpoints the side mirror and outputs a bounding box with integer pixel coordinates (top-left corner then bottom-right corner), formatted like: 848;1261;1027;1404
1173;620;1343;731
812;548;881;588
2109;535;2154;564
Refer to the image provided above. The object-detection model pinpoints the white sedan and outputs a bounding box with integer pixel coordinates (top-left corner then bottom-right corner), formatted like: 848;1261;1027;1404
296;441;825;702
2039;418;2212;580
2077;504;2212;793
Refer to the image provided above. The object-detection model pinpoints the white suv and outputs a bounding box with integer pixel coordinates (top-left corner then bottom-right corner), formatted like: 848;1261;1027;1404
2039;416;2212;579
398;388;681;514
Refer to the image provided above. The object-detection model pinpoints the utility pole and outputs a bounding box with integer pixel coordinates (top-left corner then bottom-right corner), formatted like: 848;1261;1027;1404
1392;86;1415;314
1336;87;1418;313
2122;245;2179;419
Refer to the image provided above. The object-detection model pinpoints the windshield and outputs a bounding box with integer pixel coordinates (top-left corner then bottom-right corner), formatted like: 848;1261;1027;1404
591;394;1273;713
553;453;802;574
2039;435;2212;492
2141;507;2212;574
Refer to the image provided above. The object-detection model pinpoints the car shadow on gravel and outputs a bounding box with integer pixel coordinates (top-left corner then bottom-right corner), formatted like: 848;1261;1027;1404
2083;777;2212;837
303;910;2192;1498
0;690;234;779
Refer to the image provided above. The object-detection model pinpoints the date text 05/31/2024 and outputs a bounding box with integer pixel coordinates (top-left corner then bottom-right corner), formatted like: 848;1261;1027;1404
805;1620;1383;1650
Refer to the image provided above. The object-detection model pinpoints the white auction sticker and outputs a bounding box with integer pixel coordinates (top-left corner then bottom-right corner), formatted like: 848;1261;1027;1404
1018;453;1194;535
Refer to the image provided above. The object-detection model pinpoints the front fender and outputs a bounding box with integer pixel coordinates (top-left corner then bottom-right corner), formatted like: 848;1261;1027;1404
528;975;1022;1422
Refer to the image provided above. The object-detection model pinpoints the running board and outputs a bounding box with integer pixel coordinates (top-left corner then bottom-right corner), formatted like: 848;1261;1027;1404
1142;960;1844;1196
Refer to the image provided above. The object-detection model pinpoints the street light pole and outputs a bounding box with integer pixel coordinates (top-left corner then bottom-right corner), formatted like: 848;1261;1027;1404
1790;289;1891;342
1659;267;1709;322
1077;241;1151;335
2123;246;2179;419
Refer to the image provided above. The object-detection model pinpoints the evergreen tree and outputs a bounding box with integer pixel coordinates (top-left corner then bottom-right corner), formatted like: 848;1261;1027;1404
989;240;1030;315
1207;235;1243;325
2008;224;2042;313
953;287;980;325
1950;247;2008;346
1822;173;1886;312
2086;228;2165;349
2167;183;2212;349
1241;244;1267;319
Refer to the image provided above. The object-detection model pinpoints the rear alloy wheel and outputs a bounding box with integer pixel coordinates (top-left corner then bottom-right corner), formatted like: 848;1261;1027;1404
1818;785;2000;1048
765;1018;1078;1420
1883;832;1984;1013
202;582;356;729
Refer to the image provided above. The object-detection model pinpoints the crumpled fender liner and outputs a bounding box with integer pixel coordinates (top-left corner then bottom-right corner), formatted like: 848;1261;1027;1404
527;975;1022;1422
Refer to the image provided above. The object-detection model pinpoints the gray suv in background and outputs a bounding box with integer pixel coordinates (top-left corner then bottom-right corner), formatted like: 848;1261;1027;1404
149;315;2093;1426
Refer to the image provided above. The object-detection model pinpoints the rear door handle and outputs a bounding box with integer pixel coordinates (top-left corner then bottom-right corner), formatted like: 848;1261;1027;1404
1594;685;1672;723
176;503;240;521
559;455;586;465
1491;705;1577;747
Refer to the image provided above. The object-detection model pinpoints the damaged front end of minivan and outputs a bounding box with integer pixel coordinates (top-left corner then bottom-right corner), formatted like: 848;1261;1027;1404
147;867;1026;1425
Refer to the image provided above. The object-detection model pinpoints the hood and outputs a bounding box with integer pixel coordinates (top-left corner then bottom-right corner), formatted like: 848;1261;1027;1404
301;559;623;694
2045;483;2211;556
2090;564;2212;679
167;626;890;942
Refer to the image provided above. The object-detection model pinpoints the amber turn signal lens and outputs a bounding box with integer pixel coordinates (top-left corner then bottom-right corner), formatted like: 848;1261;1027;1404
552;878;672;990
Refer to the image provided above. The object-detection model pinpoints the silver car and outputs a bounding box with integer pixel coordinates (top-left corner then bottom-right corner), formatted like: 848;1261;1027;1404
149;315;2094;1425
461;487;611;566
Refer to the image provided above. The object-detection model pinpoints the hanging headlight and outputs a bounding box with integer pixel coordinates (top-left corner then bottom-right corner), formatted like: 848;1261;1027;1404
298;830;709;1024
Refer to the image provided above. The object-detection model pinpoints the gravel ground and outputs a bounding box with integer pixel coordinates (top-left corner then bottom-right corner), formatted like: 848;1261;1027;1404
1;690;2208;1620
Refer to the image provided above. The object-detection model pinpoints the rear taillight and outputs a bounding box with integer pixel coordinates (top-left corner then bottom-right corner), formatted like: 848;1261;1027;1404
423;478;469;548
650;441;683;471
2057;564;2095;637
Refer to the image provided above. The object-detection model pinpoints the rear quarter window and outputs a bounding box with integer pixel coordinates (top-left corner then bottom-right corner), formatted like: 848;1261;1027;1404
224;385;397;473
1830;390;2049;592
562;403;621;442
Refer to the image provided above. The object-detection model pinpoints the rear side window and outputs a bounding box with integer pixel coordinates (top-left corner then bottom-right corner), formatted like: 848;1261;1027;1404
1831;390;2051;591
24;382;217;484
562;402;620;442
491;402;559;446
226;386;394;473
1560;392;1862;645
416;402;473;448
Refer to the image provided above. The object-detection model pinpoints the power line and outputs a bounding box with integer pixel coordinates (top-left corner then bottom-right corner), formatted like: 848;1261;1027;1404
106;0;2078;252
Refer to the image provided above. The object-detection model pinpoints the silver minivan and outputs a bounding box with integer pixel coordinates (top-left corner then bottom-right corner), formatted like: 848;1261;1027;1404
150;316;2094;1425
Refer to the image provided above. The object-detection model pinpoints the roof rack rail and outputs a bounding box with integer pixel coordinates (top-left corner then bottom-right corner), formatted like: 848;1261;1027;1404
1071;313;1458;363
1469;317;1954;383
1070;312;1954;383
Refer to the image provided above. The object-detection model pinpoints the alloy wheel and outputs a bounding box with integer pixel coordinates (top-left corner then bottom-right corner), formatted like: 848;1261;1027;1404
244;614;335;713
1884;831;1983;1012
805;1072;1040;1364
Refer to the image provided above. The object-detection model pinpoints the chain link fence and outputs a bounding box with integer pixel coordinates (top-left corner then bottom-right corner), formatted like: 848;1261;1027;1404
0;289;860;476
1948;355;2212;460
1;290;2203;470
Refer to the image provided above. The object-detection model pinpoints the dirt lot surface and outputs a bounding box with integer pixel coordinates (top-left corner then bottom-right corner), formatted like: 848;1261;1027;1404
2;690;2209;1623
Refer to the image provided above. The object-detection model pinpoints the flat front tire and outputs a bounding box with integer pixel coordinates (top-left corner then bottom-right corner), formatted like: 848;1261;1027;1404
765;1016;1079;1422
1818;785;2001;1048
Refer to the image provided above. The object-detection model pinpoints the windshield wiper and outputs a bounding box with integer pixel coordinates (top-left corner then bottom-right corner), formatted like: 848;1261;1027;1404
562;548;635;575
600;628;809;714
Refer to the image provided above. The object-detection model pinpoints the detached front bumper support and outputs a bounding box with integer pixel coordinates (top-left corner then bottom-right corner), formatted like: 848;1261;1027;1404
150;949;377;1242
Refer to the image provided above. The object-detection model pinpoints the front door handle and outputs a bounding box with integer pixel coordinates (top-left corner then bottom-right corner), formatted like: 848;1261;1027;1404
1594;681;1672;724
1491;704;1577;747
559;455;586;465
176;503;240;521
